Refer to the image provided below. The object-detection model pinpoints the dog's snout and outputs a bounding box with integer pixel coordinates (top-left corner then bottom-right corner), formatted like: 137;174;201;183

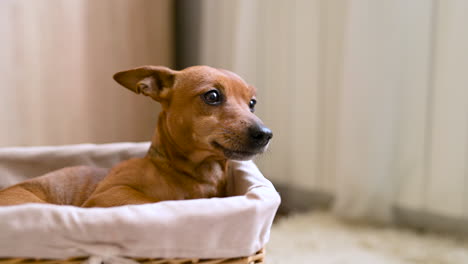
249;125;273;147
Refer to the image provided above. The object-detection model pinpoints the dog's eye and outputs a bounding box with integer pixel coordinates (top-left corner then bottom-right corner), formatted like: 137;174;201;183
202;90;222;105
249;99;257;112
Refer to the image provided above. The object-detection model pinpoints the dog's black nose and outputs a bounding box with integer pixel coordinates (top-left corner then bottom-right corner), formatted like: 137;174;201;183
249;125;273;147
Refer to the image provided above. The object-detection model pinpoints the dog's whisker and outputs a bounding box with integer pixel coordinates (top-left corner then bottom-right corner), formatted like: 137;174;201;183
220;128;236;134
211;132;226;136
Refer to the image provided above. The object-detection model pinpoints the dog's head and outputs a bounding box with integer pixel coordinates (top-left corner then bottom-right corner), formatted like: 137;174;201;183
113;65;272;161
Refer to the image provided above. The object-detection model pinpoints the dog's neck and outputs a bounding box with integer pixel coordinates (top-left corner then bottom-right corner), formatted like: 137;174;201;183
146;112;227;185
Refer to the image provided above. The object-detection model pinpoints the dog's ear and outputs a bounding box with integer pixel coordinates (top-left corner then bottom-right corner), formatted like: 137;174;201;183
113;66;177;102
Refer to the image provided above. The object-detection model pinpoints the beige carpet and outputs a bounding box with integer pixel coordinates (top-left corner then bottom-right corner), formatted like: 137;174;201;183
266;211;468;264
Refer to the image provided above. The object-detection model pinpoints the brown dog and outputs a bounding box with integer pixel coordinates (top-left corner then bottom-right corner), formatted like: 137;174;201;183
0;66;272;207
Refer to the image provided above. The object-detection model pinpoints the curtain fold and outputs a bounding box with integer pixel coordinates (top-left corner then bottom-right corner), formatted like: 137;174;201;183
332;0;410;222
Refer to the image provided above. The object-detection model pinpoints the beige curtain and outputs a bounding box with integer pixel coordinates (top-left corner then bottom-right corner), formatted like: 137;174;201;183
199;0;468;223
0;0;173;147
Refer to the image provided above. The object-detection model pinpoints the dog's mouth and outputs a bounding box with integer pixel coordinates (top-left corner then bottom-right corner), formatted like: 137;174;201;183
212;141;261;161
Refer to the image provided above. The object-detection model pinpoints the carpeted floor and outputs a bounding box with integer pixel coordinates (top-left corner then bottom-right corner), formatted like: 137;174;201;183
266;211;468;264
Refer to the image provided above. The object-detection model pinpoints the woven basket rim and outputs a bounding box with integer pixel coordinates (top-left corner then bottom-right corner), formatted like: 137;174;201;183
0;249;265;264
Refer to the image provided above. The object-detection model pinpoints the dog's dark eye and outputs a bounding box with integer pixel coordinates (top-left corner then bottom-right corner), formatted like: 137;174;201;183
249;99;257;112
202;90;222;105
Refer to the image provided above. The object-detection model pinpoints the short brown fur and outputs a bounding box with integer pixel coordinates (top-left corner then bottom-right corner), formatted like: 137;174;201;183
0;66;272;207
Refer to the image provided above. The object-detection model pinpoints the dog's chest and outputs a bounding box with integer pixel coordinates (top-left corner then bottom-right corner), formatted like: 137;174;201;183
186;161;227;199
143;160;227;200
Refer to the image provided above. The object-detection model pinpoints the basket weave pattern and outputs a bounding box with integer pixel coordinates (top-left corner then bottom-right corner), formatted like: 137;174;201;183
0;249;264;264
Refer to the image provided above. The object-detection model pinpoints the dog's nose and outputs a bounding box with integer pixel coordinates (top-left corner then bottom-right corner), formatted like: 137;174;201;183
249;125;273;147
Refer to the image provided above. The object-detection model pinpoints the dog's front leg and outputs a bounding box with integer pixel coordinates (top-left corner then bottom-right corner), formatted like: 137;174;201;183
81;185;158;207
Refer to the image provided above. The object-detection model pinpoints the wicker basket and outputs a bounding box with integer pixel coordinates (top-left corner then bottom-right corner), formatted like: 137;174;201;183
0;249;264;264
0;143;279;264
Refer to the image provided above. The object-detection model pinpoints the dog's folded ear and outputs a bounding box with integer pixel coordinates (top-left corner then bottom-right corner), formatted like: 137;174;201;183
113;66;177;102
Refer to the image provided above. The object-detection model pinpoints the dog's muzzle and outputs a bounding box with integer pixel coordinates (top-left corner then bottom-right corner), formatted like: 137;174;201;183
212;124;272;161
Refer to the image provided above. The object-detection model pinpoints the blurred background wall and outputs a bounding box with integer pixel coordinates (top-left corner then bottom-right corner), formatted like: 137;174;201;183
0;0;467;232
0;0;172;146
185;0;468;231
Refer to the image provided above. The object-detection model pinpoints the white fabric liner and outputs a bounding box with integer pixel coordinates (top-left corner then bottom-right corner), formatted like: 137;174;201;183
0;142;280;260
